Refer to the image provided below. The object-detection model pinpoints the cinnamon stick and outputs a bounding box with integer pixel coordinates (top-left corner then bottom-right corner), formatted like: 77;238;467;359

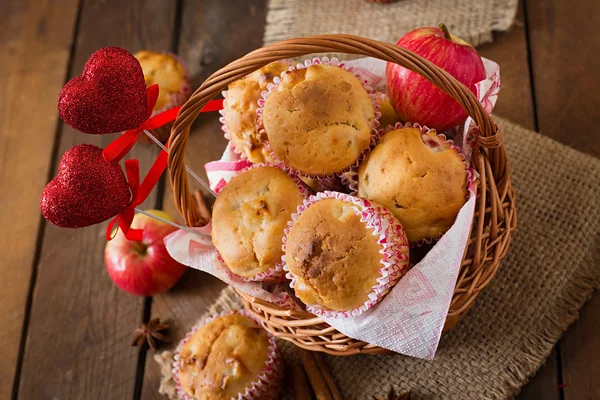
297;348;332;400
312;352;342;400
288;361;312;400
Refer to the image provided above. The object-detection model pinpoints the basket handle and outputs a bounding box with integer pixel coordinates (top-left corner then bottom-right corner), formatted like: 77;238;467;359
169;34;506;227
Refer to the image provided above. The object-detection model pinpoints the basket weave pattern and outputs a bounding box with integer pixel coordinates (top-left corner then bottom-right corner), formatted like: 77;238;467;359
168;35;517;356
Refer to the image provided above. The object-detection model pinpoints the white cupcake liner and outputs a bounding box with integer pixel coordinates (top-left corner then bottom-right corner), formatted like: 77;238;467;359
149;52;191;117
348;121;474;247
282;191;410;318
255;57;382;181
219;60;294;161
216;163;311;283
173;309;284;400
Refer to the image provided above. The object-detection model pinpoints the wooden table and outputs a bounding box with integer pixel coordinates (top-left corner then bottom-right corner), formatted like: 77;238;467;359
1;0;598;399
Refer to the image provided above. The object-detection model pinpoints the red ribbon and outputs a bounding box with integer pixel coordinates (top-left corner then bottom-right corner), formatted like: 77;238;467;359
106;150;169;241
102;84;223;241
103;85;224;163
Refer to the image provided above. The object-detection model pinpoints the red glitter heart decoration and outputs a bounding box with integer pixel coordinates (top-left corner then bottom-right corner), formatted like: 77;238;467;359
58;47;148;134
41;144;132;228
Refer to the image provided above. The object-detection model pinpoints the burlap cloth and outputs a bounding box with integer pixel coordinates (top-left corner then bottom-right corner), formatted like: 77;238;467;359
264;0;519;48
156;116;600;399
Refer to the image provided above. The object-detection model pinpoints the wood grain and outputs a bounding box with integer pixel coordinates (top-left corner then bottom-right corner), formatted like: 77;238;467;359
526;0;600;398
141;1;269;398
526;0;600;156
0;0;79;398
15;0;176;399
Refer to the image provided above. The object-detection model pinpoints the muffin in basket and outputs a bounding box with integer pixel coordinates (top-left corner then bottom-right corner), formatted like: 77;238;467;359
173;311;283;400
221;61;290;163
283;191;409;317
357;124;469;245
134;50;190;143
212;165;308;282
259;62;379;178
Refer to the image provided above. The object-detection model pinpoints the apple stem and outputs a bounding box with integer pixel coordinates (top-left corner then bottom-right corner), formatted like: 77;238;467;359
439;23;453;42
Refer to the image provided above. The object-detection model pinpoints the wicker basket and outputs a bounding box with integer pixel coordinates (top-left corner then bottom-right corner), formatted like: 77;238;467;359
168;35;517;356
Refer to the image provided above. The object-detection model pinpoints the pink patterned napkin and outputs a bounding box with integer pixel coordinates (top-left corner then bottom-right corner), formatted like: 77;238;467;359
164;57;499;359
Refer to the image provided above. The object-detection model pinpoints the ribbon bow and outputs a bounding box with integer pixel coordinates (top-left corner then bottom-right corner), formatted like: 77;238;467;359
102;84;223;240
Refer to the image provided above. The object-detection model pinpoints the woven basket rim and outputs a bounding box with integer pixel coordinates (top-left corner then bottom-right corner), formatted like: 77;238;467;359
167;34;517;355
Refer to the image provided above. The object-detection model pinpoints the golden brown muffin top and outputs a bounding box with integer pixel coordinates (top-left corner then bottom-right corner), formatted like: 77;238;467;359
134;50;187;110
212;166;305;278
224;61;290;163
178;314;270;400
285;198;383;311
262;64;376;176
358;127;468;244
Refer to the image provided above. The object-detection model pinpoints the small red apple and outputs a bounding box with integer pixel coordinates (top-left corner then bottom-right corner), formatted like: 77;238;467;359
386;24;486;131
105;210;187;296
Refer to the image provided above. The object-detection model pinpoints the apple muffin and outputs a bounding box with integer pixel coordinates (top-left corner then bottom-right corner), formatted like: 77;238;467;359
222;61;290;163
260;63;377;177
284;192;409;316
174;312;282;400
212;165;306;281
357;126;468;244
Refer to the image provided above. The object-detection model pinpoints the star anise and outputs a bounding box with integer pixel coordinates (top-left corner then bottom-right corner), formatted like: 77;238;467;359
132;318;169;351
373;386;411;400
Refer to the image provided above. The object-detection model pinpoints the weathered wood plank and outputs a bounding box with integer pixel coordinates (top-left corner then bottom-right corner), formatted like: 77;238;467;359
141;1;269;398
526;0;600;156
0;0;79;398
526;0;600;398
16;0;176;399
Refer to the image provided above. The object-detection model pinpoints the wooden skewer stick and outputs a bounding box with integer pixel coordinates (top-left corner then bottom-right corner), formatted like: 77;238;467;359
297;348;332;400
312;352;342;400
288;361;312;400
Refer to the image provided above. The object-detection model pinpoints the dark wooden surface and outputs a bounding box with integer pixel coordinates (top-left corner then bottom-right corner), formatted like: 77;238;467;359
0;0;598;399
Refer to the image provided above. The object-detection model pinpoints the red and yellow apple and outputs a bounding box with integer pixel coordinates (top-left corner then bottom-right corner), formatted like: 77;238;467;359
104;209;187;296
386;24;486;131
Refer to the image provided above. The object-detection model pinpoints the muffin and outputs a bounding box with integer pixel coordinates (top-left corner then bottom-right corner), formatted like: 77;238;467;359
221;61;290;163
284;191;409;317
174;311;282;400
212;165;307;281
134;50;190;143
260;61;378;177
357;124;468;244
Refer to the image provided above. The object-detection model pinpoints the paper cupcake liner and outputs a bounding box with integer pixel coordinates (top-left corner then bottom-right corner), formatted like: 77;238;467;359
348;121;474;247
173;309;284;400
216;163;311;283
282;191;410;318
219;60;294;161
255;57;382;182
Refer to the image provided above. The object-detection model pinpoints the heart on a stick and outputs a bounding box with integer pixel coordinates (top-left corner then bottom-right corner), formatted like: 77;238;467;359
41;144;132;228
58;47;148;134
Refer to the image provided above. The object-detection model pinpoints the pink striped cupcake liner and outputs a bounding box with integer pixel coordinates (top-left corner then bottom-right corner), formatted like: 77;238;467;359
347;121;474;247
255;57;382;183
282;191;410;318
173;309;284;400
216;163;311;283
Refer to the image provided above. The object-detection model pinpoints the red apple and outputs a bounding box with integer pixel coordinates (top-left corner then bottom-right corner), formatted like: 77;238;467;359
386;24;486;131
105;209;187;296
